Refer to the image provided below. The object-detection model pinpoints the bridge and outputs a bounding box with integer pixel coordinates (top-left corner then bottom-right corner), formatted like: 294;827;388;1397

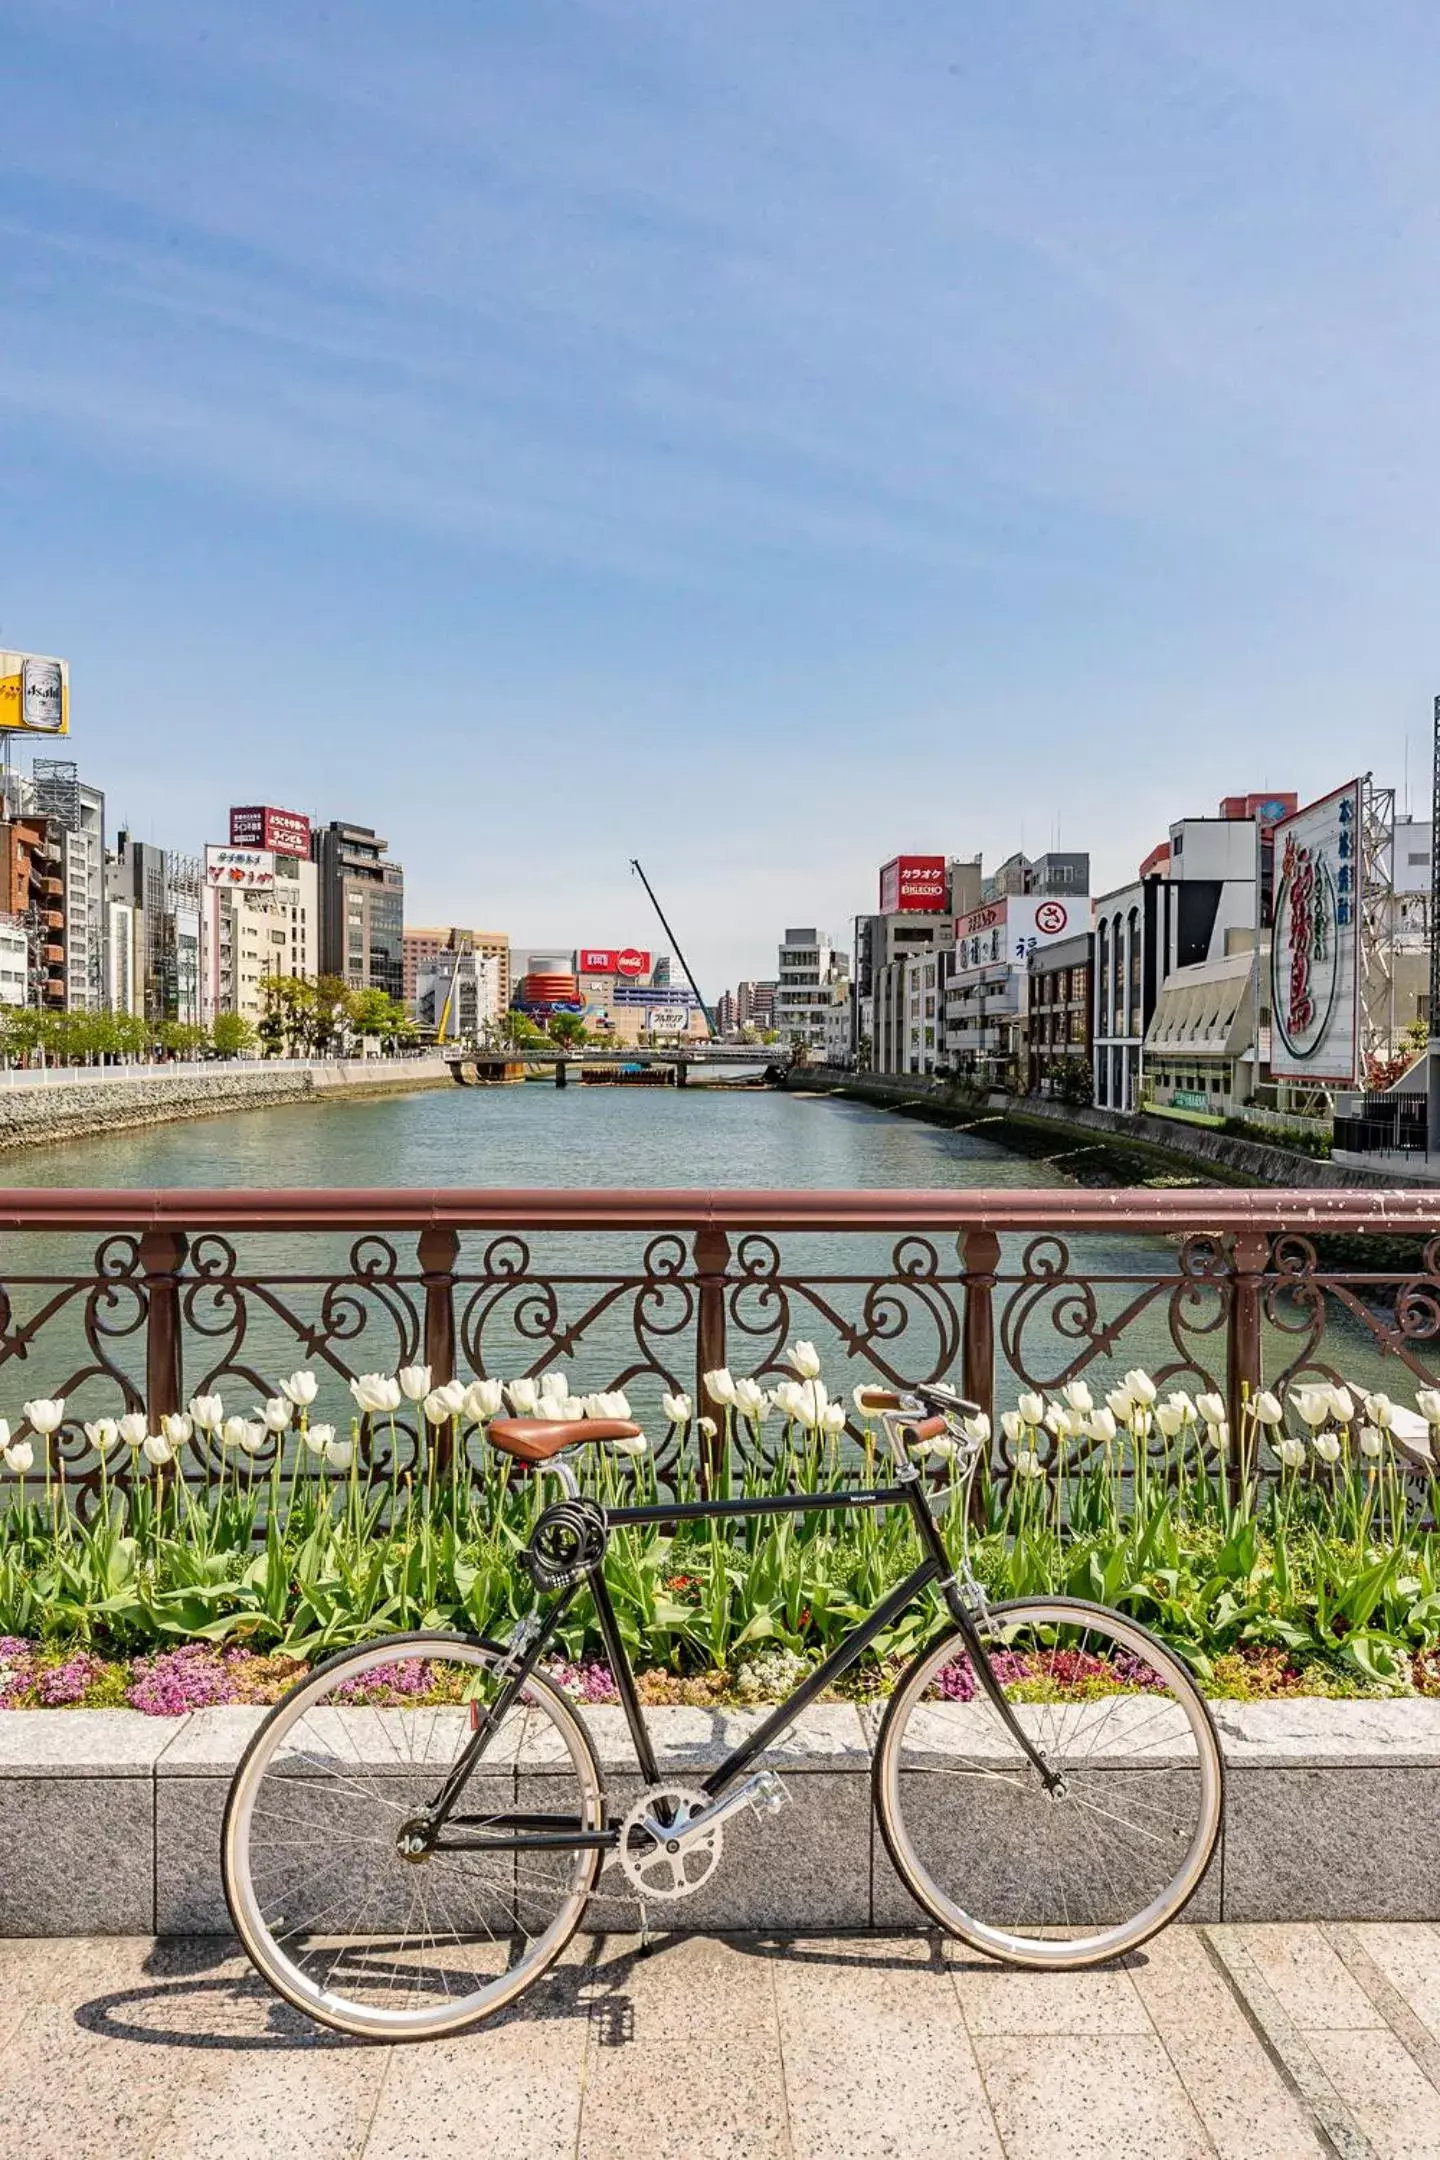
440;1042;794;1087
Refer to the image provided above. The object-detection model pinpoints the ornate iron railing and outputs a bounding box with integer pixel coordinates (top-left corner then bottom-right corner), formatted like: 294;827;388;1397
0;1184;1435;1498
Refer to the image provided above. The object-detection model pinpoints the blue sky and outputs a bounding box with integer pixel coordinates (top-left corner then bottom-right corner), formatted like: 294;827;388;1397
4;1;1440;990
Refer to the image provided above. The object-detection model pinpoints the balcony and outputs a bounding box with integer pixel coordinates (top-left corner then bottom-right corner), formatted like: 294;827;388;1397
0;1186;1434;1504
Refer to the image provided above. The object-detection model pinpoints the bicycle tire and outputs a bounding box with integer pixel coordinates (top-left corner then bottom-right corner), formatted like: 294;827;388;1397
873;1596;1222;1968
223;1630;603;2039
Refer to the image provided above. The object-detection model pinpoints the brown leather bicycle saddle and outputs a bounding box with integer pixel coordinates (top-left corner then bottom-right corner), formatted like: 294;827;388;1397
488;1416;642;1466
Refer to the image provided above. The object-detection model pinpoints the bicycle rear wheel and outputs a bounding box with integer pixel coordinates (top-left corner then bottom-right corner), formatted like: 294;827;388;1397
222;1632;603;2039
874;1597;1222;1968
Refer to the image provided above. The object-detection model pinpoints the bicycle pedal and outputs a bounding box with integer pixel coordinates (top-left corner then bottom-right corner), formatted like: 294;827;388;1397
747;1771;791;1820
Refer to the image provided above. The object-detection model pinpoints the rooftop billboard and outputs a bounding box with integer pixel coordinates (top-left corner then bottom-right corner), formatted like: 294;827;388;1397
0;652;68;736
230;806;312;856
879;855;947;914
205;846;277;891
577;947;651;978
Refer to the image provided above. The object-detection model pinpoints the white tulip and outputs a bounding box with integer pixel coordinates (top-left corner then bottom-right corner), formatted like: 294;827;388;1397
601;1390;632;1420
83;1417;119;1452
914;1433;958;1461
238;1421;267;1457
1276;1436;1307;1470
350;1372;402;1415
822;1401;847;1434
541;1368;571;1399
1042;1403;1067;1438
188;1394;224;1432
325;1434;355;1471
1165;1392;1197;1425
1013;1449;1046;1482
1061;1380;1093;1415
397;1364;431;1403
423;1379;468;1425
277;1371;319;1408
1105;1387;1134;1423
1328;1386;1355;1427
220;1415;249;1451
1155;1402;1186;1439
961;1411;991;1446
540;1395;586;1423
141;1432;173;1466
161;1412;194;1447
1087;1407;1118;1445
1253;1391;1284;1425
999;1409;1024;1444
1124;1369;1158;1406
786;1340;822;1379
607;1432;649;1457
22;1398;64;1435
1365;1393;1395;1432
703;1368;738;1407
463;1378;505;1423
697;1416;718;1439
733;1378;768;1421
506;1378;541;1416
118;1412;149;1448
773;1380;805;1422
1418;1388;1440;1426
661;1392;693;1425
1017;1392;1045;1426
1359;1424;1385;1459
3;1439;33;1475
304;1422;334;1456
1312;1431;1342;1465
256;1399;290;1435
1209;1419;1231;1453
1195;1392;1227;1428
1289;1386;1330;1429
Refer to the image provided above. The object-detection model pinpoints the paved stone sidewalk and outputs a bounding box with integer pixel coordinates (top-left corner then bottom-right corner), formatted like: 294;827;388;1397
3;1924;1440;2157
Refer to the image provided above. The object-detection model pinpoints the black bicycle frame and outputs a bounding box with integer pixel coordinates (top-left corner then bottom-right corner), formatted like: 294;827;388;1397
427;1469;1057;1854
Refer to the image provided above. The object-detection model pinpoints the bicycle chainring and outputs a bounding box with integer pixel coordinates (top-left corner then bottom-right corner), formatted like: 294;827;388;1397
617;1784;723;1902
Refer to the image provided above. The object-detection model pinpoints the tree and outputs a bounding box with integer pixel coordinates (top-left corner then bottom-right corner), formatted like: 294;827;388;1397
546;1013;589;1048
212;1012;258;1058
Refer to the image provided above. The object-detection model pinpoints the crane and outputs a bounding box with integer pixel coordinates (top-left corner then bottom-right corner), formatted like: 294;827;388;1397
629;860;714;1036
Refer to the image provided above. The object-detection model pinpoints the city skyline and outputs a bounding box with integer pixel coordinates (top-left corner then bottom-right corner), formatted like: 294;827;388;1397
7;4;1440;988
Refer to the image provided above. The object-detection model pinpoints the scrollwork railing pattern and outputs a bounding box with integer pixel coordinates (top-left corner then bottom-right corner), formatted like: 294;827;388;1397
0;1191;1433;1500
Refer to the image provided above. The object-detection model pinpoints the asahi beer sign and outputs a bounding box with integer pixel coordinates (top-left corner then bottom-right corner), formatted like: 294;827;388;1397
0;651;68;735
205;846;277;890
1269;781;1361;1086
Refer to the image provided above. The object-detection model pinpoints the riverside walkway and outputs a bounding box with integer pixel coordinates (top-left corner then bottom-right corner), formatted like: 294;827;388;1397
2;1923;1437;2158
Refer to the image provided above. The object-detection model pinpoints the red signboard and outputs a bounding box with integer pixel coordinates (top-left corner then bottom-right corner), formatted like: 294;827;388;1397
230;805;312;857
879;855;947;914
577;947;651;979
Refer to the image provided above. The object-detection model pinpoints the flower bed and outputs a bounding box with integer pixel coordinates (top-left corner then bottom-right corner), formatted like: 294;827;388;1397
2;1351;1439;1702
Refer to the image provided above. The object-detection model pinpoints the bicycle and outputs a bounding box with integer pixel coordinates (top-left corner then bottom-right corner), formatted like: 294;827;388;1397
223;1382;1224;2040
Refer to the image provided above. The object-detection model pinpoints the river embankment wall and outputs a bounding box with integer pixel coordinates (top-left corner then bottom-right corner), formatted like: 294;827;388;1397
0;1058;451;1153
790;1067;1405;1191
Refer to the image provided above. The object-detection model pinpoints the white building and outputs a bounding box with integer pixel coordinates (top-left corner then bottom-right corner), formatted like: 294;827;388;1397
0;916;28;1008
105;899;138;1015
775;928;849;1052
415;946;503;1038
944;895;1089;1080
31;762;105;1012
202;847;318;1030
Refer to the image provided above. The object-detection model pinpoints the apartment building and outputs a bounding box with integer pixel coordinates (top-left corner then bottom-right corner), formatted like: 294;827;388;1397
775;928;848;1051
313;822;405;1001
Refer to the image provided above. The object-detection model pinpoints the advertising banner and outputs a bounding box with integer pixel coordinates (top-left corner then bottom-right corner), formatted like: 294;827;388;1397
645;1007;689;1034
577;947;651;978
230;806;311;856
205;846;277;891
879;855;947;913
1269;781;1361;1085
952;897;1079;972
0;652;68;735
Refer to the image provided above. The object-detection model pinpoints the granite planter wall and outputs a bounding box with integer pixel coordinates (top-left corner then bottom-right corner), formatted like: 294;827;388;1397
3;1700;1438;1937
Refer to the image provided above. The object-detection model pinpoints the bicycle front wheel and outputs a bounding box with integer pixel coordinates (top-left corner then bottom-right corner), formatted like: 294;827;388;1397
874;1597;1222;1969
222;1632;603;2040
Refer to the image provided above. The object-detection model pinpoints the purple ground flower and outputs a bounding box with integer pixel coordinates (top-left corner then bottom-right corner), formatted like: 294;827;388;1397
126;1644;244;1717
548;1658;620;1704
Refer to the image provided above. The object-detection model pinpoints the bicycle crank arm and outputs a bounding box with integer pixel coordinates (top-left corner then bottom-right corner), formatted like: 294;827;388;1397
639;1770;790;1851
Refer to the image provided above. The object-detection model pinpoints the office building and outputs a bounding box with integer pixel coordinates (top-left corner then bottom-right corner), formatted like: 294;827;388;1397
32;761;105;1012
775;929;849;1051
202;834;318;1029
735;980;776;1030
312;821;405;1001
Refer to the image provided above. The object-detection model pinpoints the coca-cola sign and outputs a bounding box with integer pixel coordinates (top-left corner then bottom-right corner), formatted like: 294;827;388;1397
577;948;652;979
